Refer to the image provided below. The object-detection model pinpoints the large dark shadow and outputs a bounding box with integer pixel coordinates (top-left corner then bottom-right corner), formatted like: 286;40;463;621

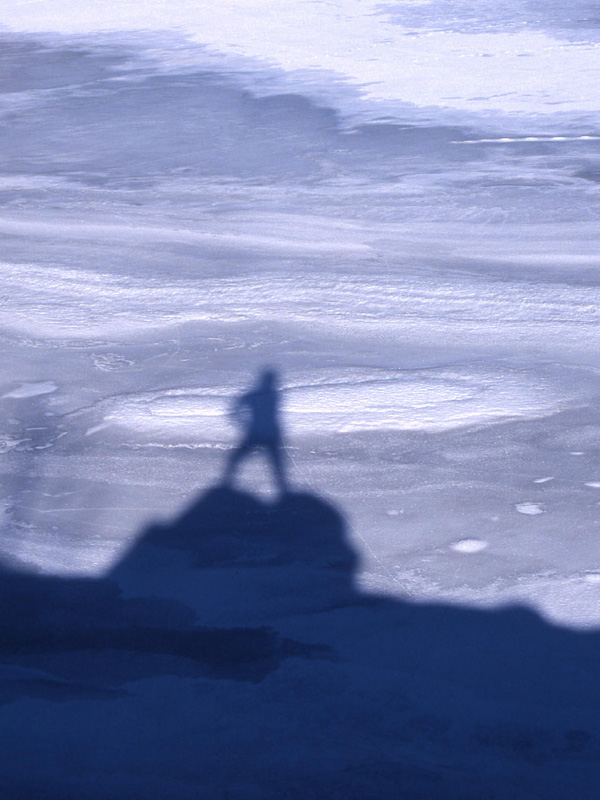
0;485;348;690
1;476;600;796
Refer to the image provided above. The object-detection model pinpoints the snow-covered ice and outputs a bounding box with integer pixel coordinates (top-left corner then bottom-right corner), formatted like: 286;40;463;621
1;2;600;797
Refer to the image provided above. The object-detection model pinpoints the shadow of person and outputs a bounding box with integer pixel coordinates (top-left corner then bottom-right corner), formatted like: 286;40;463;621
222;369;288;494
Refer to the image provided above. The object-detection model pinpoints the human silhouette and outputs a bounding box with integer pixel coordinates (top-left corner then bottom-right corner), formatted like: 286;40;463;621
222;369;288;493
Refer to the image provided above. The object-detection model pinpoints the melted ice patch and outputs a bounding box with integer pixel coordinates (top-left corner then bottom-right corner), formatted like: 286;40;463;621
515;502;545;516
2;381;57;399
0;437;28;453
92;353;135;372
90;365;577;440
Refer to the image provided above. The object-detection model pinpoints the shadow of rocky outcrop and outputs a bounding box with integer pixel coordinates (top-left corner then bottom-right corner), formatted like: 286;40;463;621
0;483;599;799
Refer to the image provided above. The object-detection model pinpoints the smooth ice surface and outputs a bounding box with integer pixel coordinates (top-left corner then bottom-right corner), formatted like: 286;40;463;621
1;3;600;798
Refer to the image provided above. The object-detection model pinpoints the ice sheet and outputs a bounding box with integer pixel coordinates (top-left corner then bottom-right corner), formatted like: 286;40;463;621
1;14;600;798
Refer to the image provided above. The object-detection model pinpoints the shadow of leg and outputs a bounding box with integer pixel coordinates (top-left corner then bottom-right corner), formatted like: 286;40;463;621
268;442;289;496
222;442;252;487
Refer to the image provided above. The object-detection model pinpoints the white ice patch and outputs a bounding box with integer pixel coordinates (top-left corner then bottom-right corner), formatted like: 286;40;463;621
2;381;57;400
89;365;580;441
515;502;545;515
456;135;600;144
584;482;600;488
451;538;488;553
84;423;111;437
533;476;554;484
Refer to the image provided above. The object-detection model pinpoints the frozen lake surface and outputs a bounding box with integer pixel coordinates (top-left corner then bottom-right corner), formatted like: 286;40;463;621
1;2;600;797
